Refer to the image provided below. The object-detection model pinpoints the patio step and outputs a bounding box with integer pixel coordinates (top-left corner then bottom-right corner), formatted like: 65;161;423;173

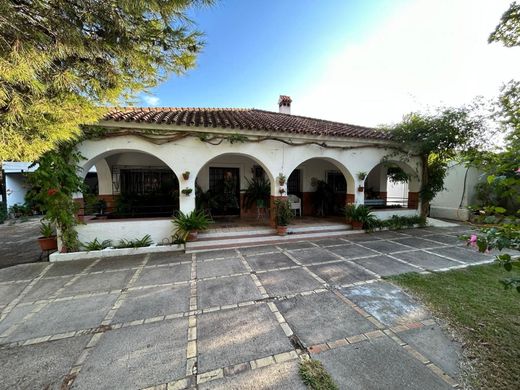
185;224;358;252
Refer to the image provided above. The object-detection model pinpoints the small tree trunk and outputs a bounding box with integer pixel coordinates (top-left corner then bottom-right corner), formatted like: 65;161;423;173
420;154;429;218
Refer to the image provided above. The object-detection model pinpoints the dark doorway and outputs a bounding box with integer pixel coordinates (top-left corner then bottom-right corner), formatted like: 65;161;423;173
209;167;240;216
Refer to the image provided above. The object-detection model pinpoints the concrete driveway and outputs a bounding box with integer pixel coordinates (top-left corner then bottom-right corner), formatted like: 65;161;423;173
0;225;489;389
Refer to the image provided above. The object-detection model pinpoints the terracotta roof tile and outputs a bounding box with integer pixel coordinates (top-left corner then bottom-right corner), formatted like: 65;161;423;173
103;107;391;141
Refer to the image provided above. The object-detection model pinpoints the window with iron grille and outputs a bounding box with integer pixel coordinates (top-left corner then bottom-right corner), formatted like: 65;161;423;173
288;169;301;194
327;171;346;193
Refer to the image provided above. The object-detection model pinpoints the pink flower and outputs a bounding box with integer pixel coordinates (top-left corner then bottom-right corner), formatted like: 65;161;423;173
469;234;478;247
516;167;520;175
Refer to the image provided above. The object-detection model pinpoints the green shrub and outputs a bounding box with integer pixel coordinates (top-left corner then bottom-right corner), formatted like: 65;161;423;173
274;198;293;226
172;210;210;241
115;234;153;249
39;220;55;237
82;238;112;251
0;202;6;224
344;204;378;229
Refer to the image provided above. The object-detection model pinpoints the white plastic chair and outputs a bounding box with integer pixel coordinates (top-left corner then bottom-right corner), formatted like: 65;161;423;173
288;194;302;217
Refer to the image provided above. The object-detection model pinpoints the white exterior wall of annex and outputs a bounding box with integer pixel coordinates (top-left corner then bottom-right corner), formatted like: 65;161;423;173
73;123;422;245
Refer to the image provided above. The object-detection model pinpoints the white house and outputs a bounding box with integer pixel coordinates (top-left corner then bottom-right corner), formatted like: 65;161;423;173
0;161;37;210
73;96;423;246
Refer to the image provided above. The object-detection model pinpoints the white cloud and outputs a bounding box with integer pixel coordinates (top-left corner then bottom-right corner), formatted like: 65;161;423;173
142;95;160;106
294;0;520;127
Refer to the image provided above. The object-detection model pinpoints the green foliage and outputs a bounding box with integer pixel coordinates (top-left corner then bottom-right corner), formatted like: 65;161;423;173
344;204;376;228
383;215;426;230
489;1;520;47
39;220;55;238
390;107;486;216
27;144;85;251
227;133;248;144
115;235;153;249
299;359;338;390
243;176;270;209
0;0;211;161
274;198;293;226
312;180;335;216
82;238;112;252
172;210;210;240
8;203;33;217
195;184;218;212
386;166;410;183
390;263;520;389
462;224;520;292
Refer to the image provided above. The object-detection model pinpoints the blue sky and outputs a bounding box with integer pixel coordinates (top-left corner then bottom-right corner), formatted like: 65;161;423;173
141;0;520;127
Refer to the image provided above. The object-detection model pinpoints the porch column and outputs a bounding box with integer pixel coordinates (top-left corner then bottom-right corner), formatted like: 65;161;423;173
179;176;196;214
354;179;365;205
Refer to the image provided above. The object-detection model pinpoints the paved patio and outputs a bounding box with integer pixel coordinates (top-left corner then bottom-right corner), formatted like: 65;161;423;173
0;225;490;389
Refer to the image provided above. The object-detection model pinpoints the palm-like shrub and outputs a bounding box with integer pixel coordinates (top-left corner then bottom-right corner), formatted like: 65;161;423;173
344;204;378;229
172;210;210;241
243;176;270;209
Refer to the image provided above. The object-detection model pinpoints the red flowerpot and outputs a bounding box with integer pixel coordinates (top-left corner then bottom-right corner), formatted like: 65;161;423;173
351;221;363;230
277;226;288;236
357;186;364;192
187;231;198;241
38;236;58;251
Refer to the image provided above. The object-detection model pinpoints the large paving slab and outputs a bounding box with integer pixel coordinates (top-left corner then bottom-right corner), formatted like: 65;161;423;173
277;292;375;346
89;254;145;272
197;304;293;372
0;305;33;335
0;263;48;282
315;337;451;390
352;255;418;276
429;246;494;263
112;284;190;324
256;268;322;297
0;335;90;389
195;249;239;261
422;234;465;246
198;275;263;308
307;261;375;286
239;245;280;256
45;259;95;277
197;257;247;278
277;241;315;251
328;244;379;259
134;263;191;286
312;238;350;247
340;281;429;326
198;360;306;390
390;237;447;249
399;325;461;378
286;247;339;265
0;282;28;306
73;319;188;389
147;251;192;266
391;251;462;270
6;294;118;342
58;270;134;296
245;252;296;271
358;240;413;253
21;276;74;302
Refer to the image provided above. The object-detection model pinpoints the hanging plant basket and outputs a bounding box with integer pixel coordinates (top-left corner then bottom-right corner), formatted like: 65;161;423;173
182;171;190;180
358;186;364;192
277;173;286;186
181;188;193;196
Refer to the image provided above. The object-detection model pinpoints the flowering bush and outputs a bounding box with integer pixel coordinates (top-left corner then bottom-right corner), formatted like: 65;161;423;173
463;224;520;292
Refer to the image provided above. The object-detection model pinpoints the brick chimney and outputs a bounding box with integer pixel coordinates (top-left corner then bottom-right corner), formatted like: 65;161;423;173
278;95;292;115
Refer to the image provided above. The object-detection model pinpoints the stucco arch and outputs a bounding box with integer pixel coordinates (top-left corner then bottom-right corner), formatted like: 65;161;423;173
193;152;277;195
284;156;356;195
366;159;421;192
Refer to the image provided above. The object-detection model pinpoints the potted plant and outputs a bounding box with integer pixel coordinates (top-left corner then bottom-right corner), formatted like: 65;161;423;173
172;210;210;242
357;172;367;192
277;173;286;186
243;177;270;209
181;187;193;196
38;220;58;251
274;198;293;235
279;187;286;195
182;171;190;180
344;204;376;230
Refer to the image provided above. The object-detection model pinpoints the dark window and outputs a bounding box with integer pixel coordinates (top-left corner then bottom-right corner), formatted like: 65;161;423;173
120;168;176;195
288;169;301;195
253;165;265;178
327;171;346;193
209;167;240;215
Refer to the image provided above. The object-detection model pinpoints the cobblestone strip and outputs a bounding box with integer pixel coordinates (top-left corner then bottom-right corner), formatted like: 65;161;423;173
235;248;270;299
0;258;102;341
0;263;54;320
186;252;198;378
62;255;151;389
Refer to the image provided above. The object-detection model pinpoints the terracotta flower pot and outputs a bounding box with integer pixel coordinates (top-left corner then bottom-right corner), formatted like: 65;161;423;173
277;226;288;236
351;221;363;230
357;186;364;192
38;236;58;251
187;231;198;241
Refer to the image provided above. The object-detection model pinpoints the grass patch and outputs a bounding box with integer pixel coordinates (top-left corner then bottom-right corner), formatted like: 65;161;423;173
388;262;520;389
299;359;338;390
